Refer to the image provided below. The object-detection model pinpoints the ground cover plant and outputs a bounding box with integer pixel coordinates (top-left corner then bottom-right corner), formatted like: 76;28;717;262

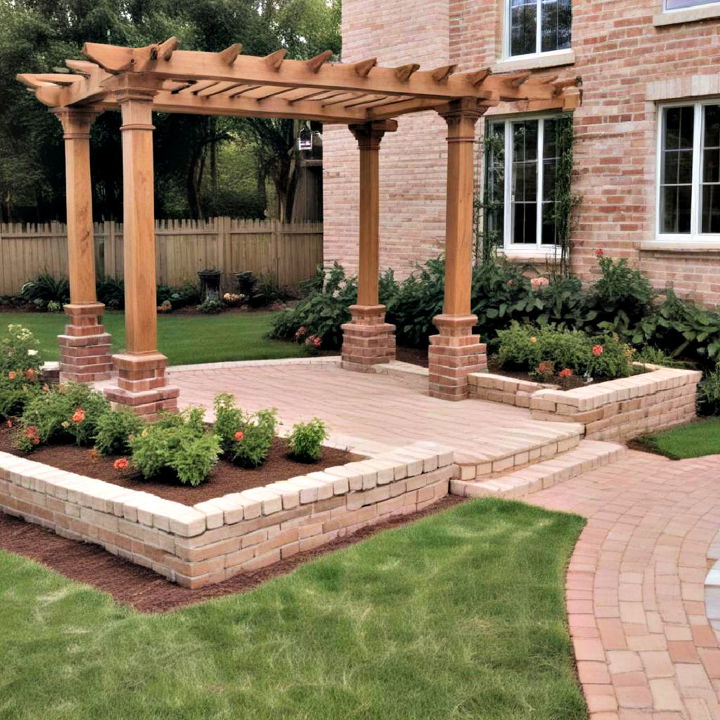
633;418;720;460
0;499;586;720
0;311;308;366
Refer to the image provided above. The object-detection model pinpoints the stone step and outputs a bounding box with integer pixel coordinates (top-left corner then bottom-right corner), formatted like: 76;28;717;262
451;439;626;500
705;560;720;638
452;421;585;481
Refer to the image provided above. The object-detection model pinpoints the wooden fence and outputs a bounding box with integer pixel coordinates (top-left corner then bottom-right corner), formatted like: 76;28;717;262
0;218;323;296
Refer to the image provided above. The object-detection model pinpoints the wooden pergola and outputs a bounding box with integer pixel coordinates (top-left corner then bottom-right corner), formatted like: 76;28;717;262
19;40;581;412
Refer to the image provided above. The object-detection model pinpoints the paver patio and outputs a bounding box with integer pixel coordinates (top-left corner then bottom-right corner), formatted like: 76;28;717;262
162;360;720;717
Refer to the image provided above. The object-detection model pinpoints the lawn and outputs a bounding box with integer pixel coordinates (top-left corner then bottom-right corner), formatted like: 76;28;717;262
0;311;309;366
0;500;587;720
634;417;720;460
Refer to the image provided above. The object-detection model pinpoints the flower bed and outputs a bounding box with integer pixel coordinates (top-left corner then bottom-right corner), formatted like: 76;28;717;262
0;441;453;588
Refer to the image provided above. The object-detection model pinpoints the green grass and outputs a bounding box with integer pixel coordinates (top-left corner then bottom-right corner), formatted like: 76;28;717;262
634;417;720;460
0;311;308;366
0;500;586;720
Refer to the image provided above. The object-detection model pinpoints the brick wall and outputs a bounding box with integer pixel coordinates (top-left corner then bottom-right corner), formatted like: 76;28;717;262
324;0;720;304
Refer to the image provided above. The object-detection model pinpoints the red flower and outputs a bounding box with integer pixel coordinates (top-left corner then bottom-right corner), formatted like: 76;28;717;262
24;426;38;439
113;458;129;472
595;249;604;257
32;437;40;445
559;368;573;378
536;361;554;376
234;431;244;441
71;408;86;424
5;419;13;428
7;371;16;380
592;344;604;357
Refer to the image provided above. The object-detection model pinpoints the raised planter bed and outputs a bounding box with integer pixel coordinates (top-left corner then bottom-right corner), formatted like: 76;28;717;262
468;364;701;442
0;440;453;588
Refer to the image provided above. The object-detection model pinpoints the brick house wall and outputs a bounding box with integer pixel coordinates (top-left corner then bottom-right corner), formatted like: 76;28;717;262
324;0;720;306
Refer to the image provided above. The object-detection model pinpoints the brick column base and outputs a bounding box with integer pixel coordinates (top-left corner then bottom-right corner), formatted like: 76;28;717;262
103;352;179;419
428;314;487;401
58;303;113;383
341;304;396;371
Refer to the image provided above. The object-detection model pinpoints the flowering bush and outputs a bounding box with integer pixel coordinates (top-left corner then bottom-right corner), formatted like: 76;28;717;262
0;324;42;377
16;382;109;451
288;418;328;463
223;292;246;307
129;409;221;487
213;393;279;468
94;407;144;456
497;322;634;381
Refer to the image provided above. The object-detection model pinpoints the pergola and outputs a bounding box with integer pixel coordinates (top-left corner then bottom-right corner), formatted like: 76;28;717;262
19;39;580;414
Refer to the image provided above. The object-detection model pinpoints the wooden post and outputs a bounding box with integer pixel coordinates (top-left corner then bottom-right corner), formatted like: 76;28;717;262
429;99;489;400
53;108;113;383
103;84;178;417
341;120;397;371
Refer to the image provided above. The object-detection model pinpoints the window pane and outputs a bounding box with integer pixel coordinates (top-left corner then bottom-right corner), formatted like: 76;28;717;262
541;0;571;52
510;0;537;57
484;123;505;245
512;120;539;244
660;107;694;234
701;104;720;233
666;0;720;9
542;118;561;245
702;185;720;233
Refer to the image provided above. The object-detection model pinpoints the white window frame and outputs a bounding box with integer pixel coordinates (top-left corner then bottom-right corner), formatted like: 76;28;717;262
655;99;720;245
663;0;720;13
487;113;562;255
504;0;571;61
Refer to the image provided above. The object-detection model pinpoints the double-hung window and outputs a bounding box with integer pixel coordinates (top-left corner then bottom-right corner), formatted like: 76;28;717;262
665;1;720;10
507;0;572;58
485;115;565;252
658;101;720;240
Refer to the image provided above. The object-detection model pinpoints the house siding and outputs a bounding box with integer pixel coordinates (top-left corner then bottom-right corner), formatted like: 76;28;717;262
324;0;720;306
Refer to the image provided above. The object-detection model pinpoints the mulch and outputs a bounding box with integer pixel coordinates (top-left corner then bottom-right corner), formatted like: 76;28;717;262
0;495;465;613
0;428;360;505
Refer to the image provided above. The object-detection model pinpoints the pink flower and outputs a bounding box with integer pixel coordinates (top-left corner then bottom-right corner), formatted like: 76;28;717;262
295;326;307;340
595;248;604;257
24;426;38;439
536;361;554;376
25;368;36;381
113;458;129;472
559;368;573;378
234;431;244;441
7;371;16;380
592;345;604;357
530;277;550;290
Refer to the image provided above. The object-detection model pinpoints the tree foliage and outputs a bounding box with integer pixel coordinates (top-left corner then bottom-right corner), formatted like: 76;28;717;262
0;0;340;222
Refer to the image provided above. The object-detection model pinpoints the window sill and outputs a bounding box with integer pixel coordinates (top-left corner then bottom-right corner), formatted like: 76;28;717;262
500;248;560;263
491;49;575;74
640;240;720;253
654;5;720;27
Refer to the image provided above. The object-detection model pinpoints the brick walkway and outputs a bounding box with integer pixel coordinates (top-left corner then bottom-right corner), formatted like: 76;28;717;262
531;451;720;719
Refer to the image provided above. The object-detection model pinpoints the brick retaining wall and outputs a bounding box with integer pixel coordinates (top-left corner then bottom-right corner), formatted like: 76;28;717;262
0;442;452;588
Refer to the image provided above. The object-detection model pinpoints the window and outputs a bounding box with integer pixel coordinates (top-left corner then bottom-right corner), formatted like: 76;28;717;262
658;102;720;239
665;0;720;10
507;0;571;58
485;115;566;251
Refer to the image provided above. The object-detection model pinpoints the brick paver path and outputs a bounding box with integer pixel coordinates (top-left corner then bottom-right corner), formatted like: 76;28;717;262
531;451;720;719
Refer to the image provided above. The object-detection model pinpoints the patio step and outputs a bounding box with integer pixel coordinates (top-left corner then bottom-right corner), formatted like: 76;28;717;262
452;421;585;482
451;439;626;500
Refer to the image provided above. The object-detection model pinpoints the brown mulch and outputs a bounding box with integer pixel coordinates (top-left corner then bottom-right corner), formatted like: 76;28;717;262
0;428;361;505
0;495;465;613
395;346;428;368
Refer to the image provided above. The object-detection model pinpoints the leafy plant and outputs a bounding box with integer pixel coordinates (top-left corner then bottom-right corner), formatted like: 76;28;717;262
94;408;144;456
96;276;125;310
129;409;220;487
20;273;69;307
17;383;109;451
213;393;279;468
249;273;290;308
697;367;720;416
288;418;328;462
0;324;42;377
196;298;223;314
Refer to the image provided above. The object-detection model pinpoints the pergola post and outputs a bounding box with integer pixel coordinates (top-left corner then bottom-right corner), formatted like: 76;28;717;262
341;120;397;371
53;109;113;383
429;99;488;401
103;86;178;418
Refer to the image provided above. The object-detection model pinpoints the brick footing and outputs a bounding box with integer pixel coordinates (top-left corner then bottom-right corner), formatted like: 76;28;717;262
341;304;396;371
428;314;487;401
103;352;179;419
58;303;113;382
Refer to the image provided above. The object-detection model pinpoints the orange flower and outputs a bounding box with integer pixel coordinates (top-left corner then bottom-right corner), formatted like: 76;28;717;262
559;368;573;378
71;408;86;424
24;426;38;439
113;458;129;472
592;345;604;357
7;371;16;380
530;336;537;344
25;368;36;381
234;431;244;441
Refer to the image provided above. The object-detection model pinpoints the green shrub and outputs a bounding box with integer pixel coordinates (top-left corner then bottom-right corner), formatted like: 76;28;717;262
129;409;220;486
698;367;720;416
196;298;223;314
249;273;290;308
94;408;144;456
17;383;110;451
288;418;329;462
0;324;42;377
213;393;279;468
96;276;125;310
20;273;69;307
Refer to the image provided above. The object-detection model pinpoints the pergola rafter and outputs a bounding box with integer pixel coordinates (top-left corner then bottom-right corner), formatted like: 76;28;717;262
18;39;581;413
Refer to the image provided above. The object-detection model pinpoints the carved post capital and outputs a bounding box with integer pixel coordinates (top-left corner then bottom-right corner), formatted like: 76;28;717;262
349;119;398;150
51;108;101;139
436;98;489;142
